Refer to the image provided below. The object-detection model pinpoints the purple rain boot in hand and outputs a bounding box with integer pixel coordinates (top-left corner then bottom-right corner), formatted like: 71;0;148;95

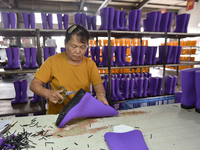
135;10;142;31
49;47;56;56
144;11;158;32
47;14;53;29
1;12;10;28
159;12;169;32
184;14;190;33
30;93;39;103
30;47;39;69
108;7;115;30
115;78;125;100
81;13;86;27
56;89;118;127
144;46;153;65
181;68;199;109
135;77;144;98
9;12;17;29
95;46;101;66
131;46;140;66
23;48;31;69
12;47;21;69
195;70;200;113
111;78;119;101
4;48;13;70
174;14;188;33
90;47;96;62
140;46;146;65
128;9;138;31
166;46;172;64
143;77;148;97
148;77;159;96
114;10;122;30
11;80;21;104
155;11;162;32
122;78;130;99
156;77;163;96
91;16;97;30
115;46;125;66
129;78;135;99
63;14;69;29
30;13;35;29
57;14;63;29
20;79;28;103
172;76;177;94
22;12;29;29
86;15;92;30
121;46;131;66
167;12;174;32
41;13;47;29
104;130;148;150
99;7;109;30
176;46;182;64
169;46;178;64
165;76;174;95
43;47;49;61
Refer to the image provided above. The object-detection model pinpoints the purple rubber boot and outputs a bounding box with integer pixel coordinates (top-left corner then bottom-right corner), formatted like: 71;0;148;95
1;12;10;28
86;15;92;30
129;78;135;99
96;46;101;66
61;47;66;53
167;12;174;32
104;130;148;150
156;77;163;96
114;9;122;30
159;12;169;32
166;46;172;64
23;48;31;69
181;68;199;109
110;46;115;66
30;93;39;103
175;92;182;103
122;78;130;99
115;46;125;66
91;16;97;30
157;46;165;64
169;46;178;64
12;47;21;69
22;12;29;29
108;7;115;30
11;80;21;104
57;14;63;29
4;48;13;70
172;76;177;94
135;10;142;31
148;77;159;96
144;11;158;32
30;47;39;69
144;46;153;65
140;46;146;65
47;14;53;29
30;13;35;29
174;14;188;33
56;88;118;127
184;14;190;33
128;9;138;31
101;46;108;66
195;70;200;113
115;78;125;100
131;46;140;65
41;13;47;29
120;10;128;30
74;13;81;25
20;80;28;103
165;76;174;95
84;47;89;57
143;77;148;97
111;78;119;101
99;7;109;30
176;46;182;64
121;46;131;66
9;12;17;29
155;11;162;32
152;46;157;64
63;14;69;29
81;13;86;27
135;77;144;98
43;47;49;61
49;47;56;56
90;47;96;62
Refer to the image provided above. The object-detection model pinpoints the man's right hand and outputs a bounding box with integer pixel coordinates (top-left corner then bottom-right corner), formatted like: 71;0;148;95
47;89;64;104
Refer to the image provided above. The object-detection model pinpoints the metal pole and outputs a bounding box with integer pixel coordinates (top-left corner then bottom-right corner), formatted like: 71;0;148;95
108;30;112;105
162;32;167;95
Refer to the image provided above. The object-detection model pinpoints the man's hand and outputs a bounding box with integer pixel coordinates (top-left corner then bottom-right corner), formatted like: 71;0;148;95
47;89;64;104
96;94;109;105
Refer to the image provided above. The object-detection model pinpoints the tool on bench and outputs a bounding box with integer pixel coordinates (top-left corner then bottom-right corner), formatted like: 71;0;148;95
57;86;76;104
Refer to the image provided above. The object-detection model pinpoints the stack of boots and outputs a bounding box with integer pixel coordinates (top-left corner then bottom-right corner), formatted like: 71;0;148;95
135;77;143;98
12;47;21;69
120;11;128;30
121;46;131;66
91;16;97;30
167;12;174;32
152;47;157;64
63;14;69;29
47;14;53;29
115;46;125;66
4;48;13;70
195;70;200;113
128;9;138;31
159;12;169;32
41;13;48;29
166;46;172;64
99;7;109;30
23;48;31;69
74;13;81;25
174;14;190;33
20;79;28;103
108;7;115;30
143;77;148;97
139;46;146;65
122;78;130;99
115;78;125;100
30;13;35;29
165;76;174;95
1;12;10;28
9;12;17;29
172;76;177;94
176;46;182;64
135;10;142;31
43;47;50;61
57;14;63;29
144;46;153;65
86;15;92;30
155;11;162;32
148;77;159;96
114;10;122;30
30;47;39;69
22;12;29;29
81;13;86;27
11;80;21;104
129;78;135;99
169;46;178;64
156;77;163;96
143;11;158;32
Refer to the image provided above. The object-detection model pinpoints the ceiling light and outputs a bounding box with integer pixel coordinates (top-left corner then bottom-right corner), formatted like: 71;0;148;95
83;7;87;11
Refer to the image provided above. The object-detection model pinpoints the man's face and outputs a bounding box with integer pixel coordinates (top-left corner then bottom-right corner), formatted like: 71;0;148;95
65;34;87;61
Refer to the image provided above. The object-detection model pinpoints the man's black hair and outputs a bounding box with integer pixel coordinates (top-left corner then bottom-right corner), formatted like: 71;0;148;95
65;24;89;44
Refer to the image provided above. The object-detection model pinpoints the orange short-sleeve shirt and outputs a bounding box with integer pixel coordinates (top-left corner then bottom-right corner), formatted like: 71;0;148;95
34;52;103;114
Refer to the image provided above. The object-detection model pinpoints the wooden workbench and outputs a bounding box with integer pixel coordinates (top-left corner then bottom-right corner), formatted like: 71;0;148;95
1;103;200;150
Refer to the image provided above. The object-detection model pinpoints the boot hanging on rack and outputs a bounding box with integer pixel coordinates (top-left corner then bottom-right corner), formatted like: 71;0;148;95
95;46;101;66
135;10;142;31
172;76;177;94
91;16;97;30
90;47;96;63
115;46;125;66
47;13;53;29
30;47;39;69
131;46;140;65
49;47;56;56
43;47;50;61
4;48;13;70
41;13;48;29
143;11;158;32
63;14;69;29
152;47;157;65
74;13;81;25
176;46;182;64
115;78;125;100
139;46;146;65
156;77;163;96
9;12;17;29
30;12;35;29
86;15;92;30
12;47;21;69
128;9;137;31
22;12;30;29
81;13;86;27
165;75;174;95
1;12;10;28
111;78;119;101
159;12;169;32
122;78;130;99
121;46;131;66
167;12;174;32
173;14;188;33
11;80;21;104
144;46;153;65
99;7;109;30
169;46;178;64
119;10;128;30
129;78;135;99
155;11;162;32
135;77;143;98
148;77;159;96
57;14;63;29
23;48;31;69
166;46;172;64
114;10;122;30
108;7;115;30
143;77;148;97
19;79;28;103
